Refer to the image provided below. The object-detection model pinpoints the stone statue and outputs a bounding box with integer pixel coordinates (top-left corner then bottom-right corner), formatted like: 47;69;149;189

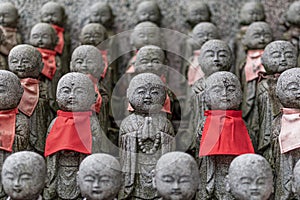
237;22;273;127
118;73;175;200
196;71;254;200
2;151;46;200
0;2;22;60
153;151;200;200
269;68;300;199
8;44;51;155
227;153;273;200
136;0;161;26
29;22;63;114
70;45;109;135
40;1;70;75
293;159;300;199
0;70;29;200
234;1;265;71
77;153;121;200
43;72;111;200
0;28;7;70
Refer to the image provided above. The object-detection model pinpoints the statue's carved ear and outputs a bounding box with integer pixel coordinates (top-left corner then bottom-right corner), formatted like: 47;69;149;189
152;169;157;189
225;175;231;192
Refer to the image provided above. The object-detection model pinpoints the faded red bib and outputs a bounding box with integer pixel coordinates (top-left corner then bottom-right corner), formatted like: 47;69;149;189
44;110;92;157
37;48;57;80
87;74;102;113
100;50;109;79
0;26;18;55
199;110;254;156
187;50;204;85
51;24;64;54
245;49;265;82
0;108;18;152
18;78;39;117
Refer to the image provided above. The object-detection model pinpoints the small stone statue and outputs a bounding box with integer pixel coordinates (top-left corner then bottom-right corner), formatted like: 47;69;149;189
8;44;51;155
43;72;110;200
196;71;254;200
29;22;63;114
40;1;70;75
2;151;46;200
0;28;8;70
153;151;200;200
136;0;161;26
0;2;22;58
119;73;175;200
0;70;29;199
237;22;273;126
77;153;121;200
293;159;300;199
70;45;109;135
227;153;273;200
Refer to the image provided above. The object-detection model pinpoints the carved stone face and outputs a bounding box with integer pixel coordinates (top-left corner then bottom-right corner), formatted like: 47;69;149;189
243;22;272;50
286;1;300;26
70;45;104;79
80;23;107;46
40;2;65;27
2;151;46;200
153;152;199;200
228;154;273;200
127;73;166;114
261;41;298;74
131;22;162;50
240;2;265;25
192;22;219;49
205;72;242;110
8;44;42;79
198;40;232;77
30;23;57;50
78;154;121;200
136;1;160;25
187;2;210;26
0;70;23;110
0;3;18;28
135;45;165;76
56;72;96;112
89;3;113;27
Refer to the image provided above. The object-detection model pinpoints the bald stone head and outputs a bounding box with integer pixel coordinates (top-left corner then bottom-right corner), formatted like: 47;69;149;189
227;153;273;200
198;39;233;77
30;22;58;50
56;72;96;112
187;1;210;27
286;1;300;26
261;40;298;75
153;151;199;200
239;1;265;25
40;1;66;26
9;44;43;79
80;23;108;46
78;153;121;200
0;2;19;28
89;2;114;27
136;0;161;25
70;45;104;80
192;22;219;49
2;151;46;200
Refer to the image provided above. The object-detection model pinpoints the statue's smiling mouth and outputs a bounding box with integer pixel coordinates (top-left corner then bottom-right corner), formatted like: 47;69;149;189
143;99;152;105
92;189;102;194
13;188;22;193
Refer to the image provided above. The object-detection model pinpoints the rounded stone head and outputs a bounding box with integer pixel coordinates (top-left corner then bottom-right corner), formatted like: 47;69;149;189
286;1;300;26
2;151;46;200
135;45;166;76
70;45;104;80
242;21;273;50
127;73;166;114
40;1;66;27
198;39;233;77
77;153;121;200
29;22;58;50
56;72;96;112
186;1;210;27
153;151;199;200
293;159;300;198
192;22;219;49
227;153;273;200
136;1;161;25
239;1;265;25
79;23;108;47
261;40;298;75
0;2;19;28
89;2;114;27
0;70;23;110
131;21;162;50
8;44;43;79
276;68;300;108
205;71;242;110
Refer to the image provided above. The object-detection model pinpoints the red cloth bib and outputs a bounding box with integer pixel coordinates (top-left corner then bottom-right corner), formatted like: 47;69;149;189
199;110;254;156
87;74;102;113
245;49;265;82
126;50;138;74
18;78;39;117
100;50;109;79
0;108;18;152
0;26;18;55
44;110;92;157
37;48;57;80
51;24;64;54
187;50;204;85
